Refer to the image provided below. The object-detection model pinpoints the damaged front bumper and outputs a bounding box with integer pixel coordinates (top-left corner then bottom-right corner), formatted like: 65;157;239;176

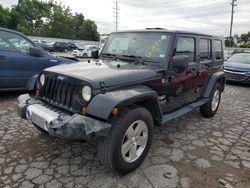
17;94;111;140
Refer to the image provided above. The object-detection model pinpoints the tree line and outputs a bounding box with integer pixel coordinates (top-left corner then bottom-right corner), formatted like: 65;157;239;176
0;0;100;41
225;32;250;48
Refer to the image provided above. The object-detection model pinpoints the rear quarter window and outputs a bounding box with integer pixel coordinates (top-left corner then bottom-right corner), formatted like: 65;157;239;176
213;40;223;60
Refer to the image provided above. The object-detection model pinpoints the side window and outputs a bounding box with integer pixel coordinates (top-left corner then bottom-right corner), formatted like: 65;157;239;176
176;37;195;61
200;38;212;60
214;40;223;60
0;30;33;54
0;31;17;51
0;38;12;51
10;37;33;54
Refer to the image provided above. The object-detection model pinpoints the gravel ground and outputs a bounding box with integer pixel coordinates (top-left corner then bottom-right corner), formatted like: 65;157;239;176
0;84;249;188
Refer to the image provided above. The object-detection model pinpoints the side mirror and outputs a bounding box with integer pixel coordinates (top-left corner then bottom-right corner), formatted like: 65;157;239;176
91;50;99;59
29;47;44;57
172;55;189;69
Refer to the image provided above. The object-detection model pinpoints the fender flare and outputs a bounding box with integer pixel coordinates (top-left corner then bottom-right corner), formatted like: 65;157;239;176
26;74;38;91
203;71;225;98
87;86;161;120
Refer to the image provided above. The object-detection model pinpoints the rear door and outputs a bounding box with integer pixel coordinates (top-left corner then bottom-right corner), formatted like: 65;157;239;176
0;30;58;90
197;37;213;88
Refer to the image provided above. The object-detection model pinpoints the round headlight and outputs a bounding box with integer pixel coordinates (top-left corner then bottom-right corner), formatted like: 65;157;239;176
82;85;92;102
39;74;45;86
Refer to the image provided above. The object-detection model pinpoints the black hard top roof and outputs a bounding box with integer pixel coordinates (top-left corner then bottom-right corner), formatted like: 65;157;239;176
111;28;222;40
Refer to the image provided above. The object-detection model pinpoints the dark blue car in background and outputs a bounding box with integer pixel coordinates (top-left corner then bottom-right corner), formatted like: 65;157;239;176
224;53;250;84
0;27;76;91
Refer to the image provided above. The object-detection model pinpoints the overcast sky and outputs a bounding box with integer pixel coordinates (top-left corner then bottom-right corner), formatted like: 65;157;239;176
1;0;250;36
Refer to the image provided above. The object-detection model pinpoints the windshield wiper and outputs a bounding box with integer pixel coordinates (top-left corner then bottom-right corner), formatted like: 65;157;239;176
143;59;159;64
101;53;117;60
120;55;146;65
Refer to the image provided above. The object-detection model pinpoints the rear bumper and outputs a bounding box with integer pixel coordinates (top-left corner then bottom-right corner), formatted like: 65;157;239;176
17;94;111;140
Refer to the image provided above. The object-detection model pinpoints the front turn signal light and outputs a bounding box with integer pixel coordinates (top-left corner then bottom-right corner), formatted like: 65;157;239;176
81;106;87;115
35;89;40;97
112;107;119;115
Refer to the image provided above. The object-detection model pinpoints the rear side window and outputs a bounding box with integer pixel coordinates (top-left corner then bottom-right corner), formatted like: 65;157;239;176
0;30;33;54
61;42;68;47
176;37;195;61
0;37;13;51
200;39;212;60
214;40;223;60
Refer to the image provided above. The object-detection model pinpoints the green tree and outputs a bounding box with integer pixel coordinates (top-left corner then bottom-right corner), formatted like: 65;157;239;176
224;36;234;47
73;13;85;37
82;20;100;41
13;0;52;36
0;0;100;41
0;5;11;28
237;32;250;48
45;3;76;38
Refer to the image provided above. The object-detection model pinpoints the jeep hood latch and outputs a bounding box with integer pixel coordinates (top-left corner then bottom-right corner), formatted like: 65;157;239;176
99;80;106;93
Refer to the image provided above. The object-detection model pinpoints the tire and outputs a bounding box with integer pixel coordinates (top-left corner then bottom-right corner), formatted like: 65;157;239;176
98;107;154;175
82;53;87;58
200;83;221;118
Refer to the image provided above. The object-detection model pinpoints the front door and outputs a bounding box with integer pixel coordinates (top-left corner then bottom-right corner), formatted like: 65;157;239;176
161;35;201;114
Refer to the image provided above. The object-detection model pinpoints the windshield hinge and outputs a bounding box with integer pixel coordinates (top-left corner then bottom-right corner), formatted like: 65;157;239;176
99;81;106;93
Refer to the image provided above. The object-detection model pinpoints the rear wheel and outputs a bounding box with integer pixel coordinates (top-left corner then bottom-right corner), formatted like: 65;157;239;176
82;53;87;58
200;83;221;118
98;107;153;175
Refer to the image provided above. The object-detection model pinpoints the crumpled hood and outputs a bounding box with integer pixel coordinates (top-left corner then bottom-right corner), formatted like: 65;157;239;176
224;61;250;72
44;59;159;89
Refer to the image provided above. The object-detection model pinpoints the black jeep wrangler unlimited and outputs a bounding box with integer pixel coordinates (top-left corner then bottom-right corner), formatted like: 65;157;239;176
18;29;225;175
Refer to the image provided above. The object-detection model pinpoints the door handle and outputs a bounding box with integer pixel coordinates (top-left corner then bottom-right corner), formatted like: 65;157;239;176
187;68;196;74
0;56;6;61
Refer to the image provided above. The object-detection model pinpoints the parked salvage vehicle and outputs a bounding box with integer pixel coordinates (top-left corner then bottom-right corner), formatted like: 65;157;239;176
18;29;225;174
224;53;250;83
0;27;76;91
53;42;69;52
33;41;53;52
68;42;78;51
72;45;101;57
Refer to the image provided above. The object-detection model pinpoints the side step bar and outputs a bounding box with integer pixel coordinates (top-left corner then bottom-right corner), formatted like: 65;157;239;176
161;98;209;125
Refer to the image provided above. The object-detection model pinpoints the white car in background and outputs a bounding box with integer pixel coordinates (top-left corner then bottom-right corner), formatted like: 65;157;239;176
73;45;101;58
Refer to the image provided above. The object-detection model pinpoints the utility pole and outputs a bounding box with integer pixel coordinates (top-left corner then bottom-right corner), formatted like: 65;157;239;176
113;1;119;31
229;0;237;47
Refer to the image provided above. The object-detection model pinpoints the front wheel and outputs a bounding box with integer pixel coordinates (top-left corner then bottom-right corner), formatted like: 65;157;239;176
98;107;153;175
200;83;221;118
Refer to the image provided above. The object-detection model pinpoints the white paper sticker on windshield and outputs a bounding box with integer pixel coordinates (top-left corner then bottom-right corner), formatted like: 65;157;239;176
159;54;165;58
161;35;167;40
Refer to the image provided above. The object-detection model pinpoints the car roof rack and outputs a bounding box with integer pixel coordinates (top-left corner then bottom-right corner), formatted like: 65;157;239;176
146;27;167;30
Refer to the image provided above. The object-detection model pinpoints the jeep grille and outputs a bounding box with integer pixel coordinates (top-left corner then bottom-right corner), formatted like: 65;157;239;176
40;76;78;110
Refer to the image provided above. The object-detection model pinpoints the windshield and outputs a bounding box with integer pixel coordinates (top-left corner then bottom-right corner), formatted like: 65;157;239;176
101;32;172;62
228;54;250;64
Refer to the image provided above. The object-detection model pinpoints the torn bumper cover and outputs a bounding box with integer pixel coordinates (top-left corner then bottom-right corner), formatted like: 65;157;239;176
17;94;111;140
